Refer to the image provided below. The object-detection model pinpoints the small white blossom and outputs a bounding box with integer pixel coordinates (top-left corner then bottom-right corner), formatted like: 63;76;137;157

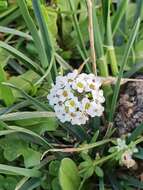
115;138;138;169
120;150;136;168
72;78;86;93
47;70;105;125
116;139;128;151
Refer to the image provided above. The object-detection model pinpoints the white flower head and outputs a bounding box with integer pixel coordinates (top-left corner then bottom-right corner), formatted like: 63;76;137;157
47;70;105;125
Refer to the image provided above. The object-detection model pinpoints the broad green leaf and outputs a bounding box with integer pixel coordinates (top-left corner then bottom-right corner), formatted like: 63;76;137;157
0;135;41;168
49;160;60;177
59;158;81;190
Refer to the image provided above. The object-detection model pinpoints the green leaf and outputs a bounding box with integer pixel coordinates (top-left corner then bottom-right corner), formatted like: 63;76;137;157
0;135;41;168
0;41;43;75
0;164;41;177
112;0;129;36
32;0;52;64
0;59;15;106
2;82;50;111
109;18;140;122
59;158;81;190
15;178;41;190
49;160;60;177
134;147;143;160
0;111;55;121
128;123;143;143
17;0;49;69
99;177;105;190
95;166;104;178
52;177;61;190
0;26;32;40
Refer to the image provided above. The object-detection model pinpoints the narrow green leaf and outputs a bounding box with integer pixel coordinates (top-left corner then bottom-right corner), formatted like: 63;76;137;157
0;26;32;40
109;19;140;122
15;178;41;190
0;8;21;26
0;111;55;121
5;125;52;147
2;82;50;111
68;0;88;60
0;41;44;75
32;0;52;64
0;164;41;177
99;177;105;190
112;0;129;36
17;0;49;69
0;62;14;106
128;123;143;143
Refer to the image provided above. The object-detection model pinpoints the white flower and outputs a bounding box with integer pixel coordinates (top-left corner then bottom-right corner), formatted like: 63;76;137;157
55;76;67;88
47;70;105;125
85;75;102;92
56;87;74;102
70;111;88;125
120;151;136;168
116;139;128;151
67;70;78;84
72;77;86;93
65;97;80;112
92;90;105;104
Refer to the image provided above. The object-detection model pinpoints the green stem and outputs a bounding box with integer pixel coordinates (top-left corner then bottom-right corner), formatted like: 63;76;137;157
108;48;119;76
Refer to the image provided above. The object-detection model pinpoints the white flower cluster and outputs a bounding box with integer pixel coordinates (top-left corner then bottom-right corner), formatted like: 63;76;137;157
47;70;105;125
116;139;138;168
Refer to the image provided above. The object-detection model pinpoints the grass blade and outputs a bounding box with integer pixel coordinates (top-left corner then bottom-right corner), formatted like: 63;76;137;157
32;0;53;64
17;0;49;69
0;111;55;121
128;123;143;143
109;18;140;122
112;0;129;36
2;82;50;111
0;26;32;40
0;41;44;75
0;63;15;106
0;164;41;177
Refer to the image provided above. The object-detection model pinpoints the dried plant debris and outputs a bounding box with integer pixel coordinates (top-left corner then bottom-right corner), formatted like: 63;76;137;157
115;76;143;135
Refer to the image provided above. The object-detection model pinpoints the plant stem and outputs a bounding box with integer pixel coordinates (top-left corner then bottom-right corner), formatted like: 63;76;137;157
87;0;97;75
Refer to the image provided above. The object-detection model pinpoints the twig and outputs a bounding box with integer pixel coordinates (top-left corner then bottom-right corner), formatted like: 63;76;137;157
41;139;113;160
101;77;143;85
87;0;97;75
78;57;90;73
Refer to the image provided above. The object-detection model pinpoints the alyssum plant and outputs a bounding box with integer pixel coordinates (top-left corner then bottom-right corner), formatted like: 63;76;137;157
0;0;143;189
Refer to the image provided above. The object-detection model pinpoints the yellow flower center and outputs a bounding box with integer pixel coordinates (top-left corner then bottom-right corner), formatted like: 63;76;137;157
63;91;68;97
69;100;75;107
77;82;84;88
89;83;95;90
85;103;91;110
